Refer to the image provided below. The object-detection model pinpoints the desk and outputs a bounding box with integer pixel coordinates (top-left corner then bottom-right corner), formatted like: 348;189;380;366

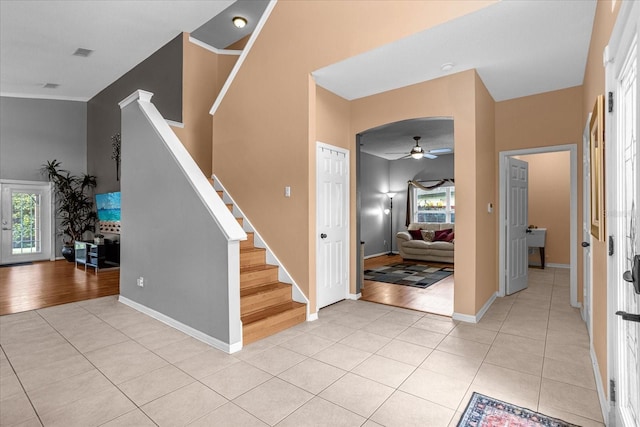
526;228;547;269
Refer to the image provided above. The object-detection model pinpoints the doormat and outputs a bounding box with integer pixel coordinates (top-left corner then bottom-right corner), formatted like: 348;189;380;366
458;392;579;427
363;262;453;289
0;262;33;268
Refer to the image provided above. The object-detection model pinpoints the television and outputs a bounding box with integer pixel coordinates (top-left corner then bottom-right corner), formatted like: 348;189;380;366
95;191;121;234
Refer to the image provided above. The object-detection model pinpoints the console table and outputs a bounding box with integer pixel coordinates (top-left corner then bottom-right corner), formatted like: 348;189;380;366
526;228;547;269
75;241;119;273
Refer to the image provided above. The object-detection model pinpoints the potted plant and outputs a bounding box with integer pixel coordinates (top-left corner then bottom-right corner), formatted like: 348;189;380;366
41;160;98;261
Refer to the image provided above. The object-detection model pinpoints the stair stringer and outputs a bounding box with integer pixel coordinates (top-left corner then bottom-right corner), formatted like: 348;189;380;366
212;174;311;319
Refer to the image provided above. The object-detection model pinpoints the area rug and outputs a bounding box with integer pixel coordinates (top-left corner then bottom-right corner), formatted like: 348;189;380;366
458;392;579;427
363;262;453;289
0;262;33;268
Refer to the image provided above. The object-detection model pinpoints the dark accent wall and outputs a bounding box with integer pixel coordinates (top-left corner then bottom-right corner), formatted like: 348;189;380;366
360;152;390;257
87;34;183;194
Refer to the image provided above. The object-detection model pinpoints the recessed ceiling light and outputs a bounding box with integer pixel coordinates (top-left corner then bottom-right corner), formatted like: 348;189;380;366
441;62;455;72
232;16;247;28
43;83;59;89
73;48;93;57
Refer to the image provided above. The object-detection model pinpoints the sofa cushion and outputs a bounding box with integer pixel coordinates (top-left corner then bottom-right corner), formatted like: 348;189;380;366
408;229;423;240
421;230;435;242
433;229;453;241
402;240;453;250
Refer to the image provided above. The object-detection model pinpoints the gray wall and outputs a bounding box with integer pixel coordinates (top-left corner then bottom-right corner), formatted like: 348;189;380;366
0;97;87;181
87;34;183;194
120;97;232;343
360;152;390;256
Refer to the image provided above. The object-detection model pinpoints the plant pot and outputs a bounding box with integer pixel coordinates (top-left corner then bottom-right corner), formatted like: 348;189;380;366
61;245;75;262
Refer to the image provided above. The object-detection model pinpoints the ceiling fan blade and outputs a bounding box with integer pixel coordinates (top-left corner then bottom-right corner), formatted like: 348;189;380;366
423;153;438;159
428;148;452;154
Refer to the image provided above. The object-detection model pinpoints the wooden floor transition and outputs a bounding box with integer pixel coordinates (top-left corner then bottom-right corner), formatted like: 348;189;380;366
361;254;454;316
0;260;119;315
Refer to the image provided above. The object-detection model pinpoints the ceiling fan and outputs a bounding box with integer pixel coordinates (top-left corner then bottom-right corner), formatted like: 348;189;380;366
387;136;452;160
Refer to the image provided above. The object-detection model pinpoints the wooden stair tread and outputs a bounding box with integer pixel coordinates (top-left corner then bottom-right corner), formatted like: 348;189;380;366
240;281;289;297
240;264;278;273
241;301;306;325
240;247;265;254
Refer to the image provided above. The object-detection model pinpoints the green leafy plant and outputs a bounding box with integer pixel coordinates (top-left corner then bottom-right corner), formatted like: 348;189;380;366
41;160;97;245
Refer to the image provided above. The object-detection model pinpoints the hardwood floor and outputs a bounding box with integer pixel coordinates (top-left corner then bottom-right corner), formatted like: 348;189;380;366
361;254;454;316
0;260;119;315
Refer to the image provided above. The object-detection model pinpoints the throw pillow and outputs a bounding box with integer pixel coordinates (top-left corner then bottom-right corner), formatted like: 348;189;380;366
444;231;455;242
421;230;435;242
433;228;453;242
408;229;423;240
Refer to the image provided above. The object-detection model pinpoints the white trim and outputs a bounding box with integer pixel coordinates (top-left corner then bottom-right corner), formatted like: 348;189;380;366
591;346;611;426
498;144;578;308
347;293;361;300
122;90;246;242
0;92;89;102
227;240;242;349
453;292;497;323
209;0;277;116
188;36;242;56
118;296;241;354
307;312;319;322
527;262;570;269
166;120;184;128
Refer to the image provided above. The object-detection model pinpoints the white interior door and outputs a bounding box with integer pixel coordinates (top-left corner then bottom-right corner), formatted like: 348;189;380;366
316;143;349;309
0;181;52;264
506;157;529;295
611;23;640;427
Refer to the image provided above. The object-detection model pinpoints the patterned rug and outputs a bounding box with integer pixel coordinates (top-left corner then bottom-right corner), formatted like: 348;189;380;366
458;393;579;427
363;262;453;289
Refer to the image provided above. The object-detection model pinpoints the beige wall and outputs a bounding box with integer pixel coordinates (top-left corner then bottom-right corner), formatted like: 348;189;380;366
211;1;494;313
518;152;571;266
581;0;621;397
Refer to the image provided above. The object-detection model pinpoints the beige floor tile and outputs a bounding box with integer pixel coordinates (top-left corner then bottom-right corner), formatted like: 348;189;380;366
376;339;433;366
411;317;457;334
6;341;80;373
448;412;463;427
378;310;424;326
362;421;384;427
134;325;189;351
152;336;211;364
174;348;239;379
260;328;302;346
499;318;548;341
352;354;415;388
436;336;490;360
39;386;135;427
101;409;157;426
141;382;227;426
278;333;334;356
245;345;307;376
9;416;42;427
0;372;23;400
537;404;605;427
233;339;275;361
188;402;268;426
400;367;470;410
319;373;394;418
420;350;482;383
233;377;313;425
492;332;546;357
542;357;597;390
308;323;357;342
396;327;446;348
0;391;37;426
29;369;113;415
329;313;374;330
200;361;272;400
338;330;391;353
371;390;455;427
116;317;171;340
484;345;544;376
539;378;603;422
84;340;168;384
13;353;94;392
545;342;592;368
471;364;540;410
312;343;372;371
474;316;504;332
118;364;195;406
449;324;498;344
362;319;409;338
64;323;130;354
278;358;346;394
277;396;366;427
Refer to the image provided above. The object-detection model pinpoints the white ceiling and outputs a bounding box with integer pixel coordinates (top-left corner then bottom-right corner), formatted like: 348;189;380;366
313;0;597;102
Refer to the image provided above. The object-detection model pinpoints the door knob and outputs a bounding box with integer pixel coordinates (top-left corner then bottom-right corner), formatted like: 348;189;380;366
581;242;590;247
320;233;327;239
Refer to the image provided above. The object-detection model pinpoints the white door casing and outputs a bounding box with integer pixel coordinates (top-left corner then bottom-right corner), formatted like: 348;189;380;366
506;157;529;295
0;180;52;264
316;142;349;310
583;114;593;332
606;3;640;424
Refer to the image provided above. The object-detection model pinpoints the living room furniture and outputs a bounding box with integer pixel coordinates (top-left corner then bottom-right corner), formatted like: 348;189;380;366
75;240;120;273
396;222;454;263
526;227;546;269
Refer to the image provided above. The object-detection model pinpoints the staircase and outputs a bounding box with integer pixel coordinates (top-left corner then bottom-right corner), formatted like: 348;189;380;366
214;187;306;345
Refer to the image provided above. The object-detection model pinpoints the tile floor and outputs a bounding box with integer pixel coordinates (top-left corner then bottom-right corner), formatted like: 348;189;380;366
0;267;603;426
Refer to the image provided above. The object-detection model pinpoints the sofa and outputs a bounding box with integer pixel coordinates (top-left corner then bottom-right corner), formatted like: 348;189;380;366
396;222;454;263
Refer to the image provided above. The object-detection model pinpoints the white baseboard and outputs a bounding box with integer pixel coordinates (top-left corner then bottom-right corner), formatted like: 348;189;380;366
590;346;610;426
364;252;396;259
307;312;319;321
347;293;361;300
118;296;242;354
452;292;497;323
528;262;570;269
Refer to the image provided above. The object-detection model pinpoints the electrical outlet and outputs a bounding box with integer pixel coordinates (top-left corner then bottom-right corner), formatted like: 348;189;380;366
284;186;291;197
137;277;144;287
384;240;387;247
